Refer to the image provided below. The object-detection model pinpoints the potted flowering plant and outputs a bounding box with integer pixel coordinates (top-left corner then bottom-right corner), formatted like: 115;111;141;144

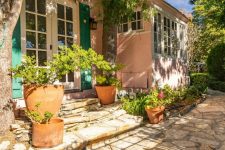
145;85;172;124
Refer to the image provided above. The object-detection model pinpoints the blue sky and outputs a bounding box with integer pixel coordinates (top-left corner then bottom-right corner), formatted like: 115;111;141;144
165;0;194;13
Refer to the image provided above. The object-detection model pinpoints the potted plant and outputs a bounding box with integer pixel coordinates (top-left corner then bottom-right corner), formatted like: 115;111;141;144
95;64;122;105
145;86;172;124
25;103;64;148
11;45;111;115
11;52;70;116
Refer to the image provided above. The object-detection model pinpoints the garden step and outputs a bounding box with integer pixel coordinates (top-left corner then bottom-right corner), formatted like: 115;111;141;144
59;98;100;118
37;114;143;150
61;98;99;110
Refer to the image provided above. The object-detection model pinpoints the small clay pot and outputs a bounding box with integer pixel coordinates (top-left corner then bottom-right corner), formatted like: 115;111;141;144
145;106;165;124
95;86;116;105
32;118;64;148
24;84;64;116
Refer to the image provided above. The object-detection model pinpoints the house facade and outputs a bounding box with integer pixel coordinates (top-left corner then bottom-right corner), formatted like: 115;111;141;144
12;0;189;99
117;0;189;89
12;0;103;99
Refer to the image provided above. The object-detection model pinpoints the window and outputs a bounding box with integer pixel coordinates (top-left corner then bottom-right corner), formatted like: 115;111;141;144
118;11;143;33
131;11;143;31
179;24;185;58
154;13;162;53
164;17;171;55
172;21;178;56
25;0;47;66
57;4;74;82
118;17;128;33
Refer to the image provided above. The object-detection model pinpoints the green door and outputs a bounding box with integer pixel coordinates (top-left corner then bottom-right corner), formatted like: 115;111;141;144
12;18;22;98
79;3;92;90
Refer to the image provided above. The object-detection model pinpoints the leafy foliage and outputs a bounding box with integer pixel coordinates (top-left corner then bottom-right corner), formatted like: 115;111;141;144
11;45;118;85
189;0;225;65
190;73;209;92
25;103;53;124
96;64;123;87
101;0;153;28
208;78;225;92
207;43;225;82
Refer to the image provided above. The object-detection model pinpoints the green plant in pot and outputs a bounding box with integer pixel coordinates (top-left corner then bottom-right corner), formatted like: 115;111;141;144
11;45;110;116
145;85;172;124
25;103;64;148
95;64;123;105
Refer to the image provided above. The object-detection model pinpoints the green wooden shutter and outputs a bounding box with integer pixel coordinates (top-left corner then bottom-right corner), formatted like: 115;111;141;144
79;3;92;90
12;18;22;98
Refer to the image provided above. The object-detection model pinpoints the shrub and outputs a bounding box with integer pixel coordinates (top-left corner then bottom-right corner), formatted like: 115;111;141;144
121;97;146;117
208;78;225;92
207;43;225;81
190;73;209;92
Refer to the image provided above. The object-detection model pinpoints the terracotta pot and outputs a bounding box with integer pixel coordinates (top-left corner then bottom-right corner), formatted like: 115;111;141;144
95;86;116;105
145;106;165;124
24;84;64;116
32;118;64;148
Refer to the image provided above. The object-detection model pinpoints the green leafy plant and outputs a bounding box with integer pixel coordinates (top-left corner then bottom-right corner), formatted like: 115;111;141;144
122;97;146;117
207;43;225;82
190;73;209;93
25;103;53;124
96;64;123;88
11;45;116;85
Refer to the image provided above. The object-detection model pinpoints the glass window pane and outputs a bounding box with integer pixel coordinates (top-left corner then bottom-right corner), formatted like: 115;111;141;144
38;15;46;32
38;51;47;66
58;36;65;48
27;50;36;58
26;13;36;30
137;11;141;20
66;7;73;21
26;0;35;12
131;12;136;21
58;20;65;35
37;0;46;14
68;72;74;82
38;33;46;49
67;37;73;47
66;22;73;36
131;22;136;30
137;21;142;29
57;4;64;19
26;32;36;48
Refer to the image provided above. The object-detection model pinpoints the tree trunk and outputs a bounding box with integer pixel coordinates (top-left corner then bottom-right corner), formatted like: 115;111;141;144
102;24;118;63
0;24;15;134
0;0;22;134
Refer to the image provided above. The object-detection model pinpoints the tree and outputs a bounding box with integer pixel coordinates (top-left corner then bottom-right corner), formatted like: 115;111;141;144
193;0;225;29
0;0;23;134
187;0;225;70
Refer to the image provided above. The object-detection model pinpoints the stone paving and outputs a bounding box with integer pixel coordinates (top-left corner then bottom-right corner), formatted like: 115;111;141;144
88;94;225;150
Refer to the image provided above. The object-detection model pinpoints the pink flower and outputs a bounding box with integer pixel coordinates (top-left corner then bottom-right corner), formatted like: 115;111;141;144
158;91;164;99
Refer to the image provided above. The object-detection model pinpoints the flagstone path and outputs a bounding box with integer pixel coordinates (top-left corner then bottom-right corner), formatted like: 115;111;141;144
88;93;225;150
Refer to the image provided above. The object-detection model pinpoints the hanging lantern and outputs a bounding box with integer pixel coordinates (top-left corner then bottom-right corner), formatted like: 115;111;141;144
90;17;97;30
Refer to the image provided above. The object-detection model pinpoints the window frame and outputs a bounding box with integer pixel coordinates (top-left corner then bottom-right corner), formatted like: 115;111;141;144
117;11;144;33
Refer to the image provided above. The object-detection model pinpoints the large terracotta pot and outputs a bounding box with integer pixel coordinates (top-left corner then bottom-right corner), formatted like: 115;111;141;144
95;86;116;105
145;106;165;124
24;84;64;116
32;118;64;148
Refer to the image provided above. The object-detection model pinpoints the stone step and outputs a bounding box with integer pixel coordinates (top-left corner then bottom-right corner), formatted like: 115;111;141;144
36;114;143;150
59;98;100;118
61;98;99;111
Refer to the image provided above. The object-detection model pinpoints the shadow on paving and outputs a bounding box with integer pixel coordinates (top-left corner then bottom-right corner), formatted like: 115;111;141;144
88;94;225;150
